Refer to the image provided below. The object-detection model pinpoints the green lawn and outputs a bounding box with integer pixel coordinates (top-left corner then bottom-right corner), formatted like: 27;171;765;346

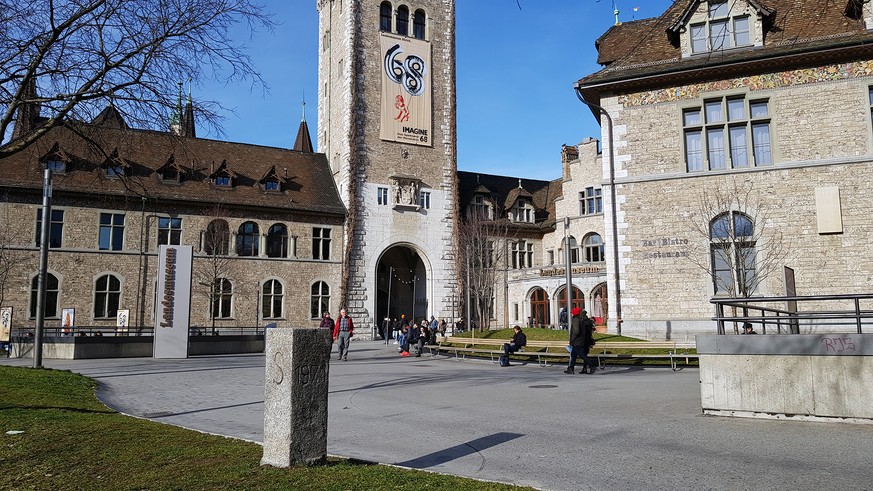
0;366;531;491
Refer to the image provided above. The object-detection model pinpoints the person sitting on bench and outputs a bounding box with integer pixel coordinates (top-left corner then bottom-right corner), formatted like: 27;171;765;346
501;326;527;366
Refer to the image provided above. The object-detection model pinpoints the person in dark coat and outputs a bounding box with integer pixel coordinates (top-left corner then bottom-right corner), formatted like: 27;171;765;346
500;326;527;366
565;308;596;374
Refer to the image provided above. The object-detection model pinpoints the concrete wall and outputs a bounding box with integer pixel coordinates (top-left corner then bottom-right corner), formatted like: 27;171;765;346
697;334;873;422
11;335;264;359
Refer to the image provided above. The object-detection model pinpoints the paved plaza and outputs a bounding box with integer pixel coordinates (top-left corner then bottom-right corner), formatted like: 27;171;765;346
3;340;872;490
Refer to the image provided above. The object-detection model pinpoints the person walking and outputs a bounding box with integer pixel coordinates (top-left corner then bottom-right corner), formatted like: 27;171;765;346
319;311;334;330
333;308;355;361
566;308;596;374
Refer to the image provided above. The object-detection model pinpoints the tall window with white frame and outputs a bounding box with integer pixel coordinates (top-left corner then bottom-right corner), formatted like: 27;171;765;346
690;0;752;54
94;274;121;319
684;96;771;172
30;273;59;318
512;240;533;269
311;282;330;319
312;227;331;260
261;279;284;319
513;200;533;223
157;217;181;246
580;187;603;216
419;191;431;210
377;187;389;205
211;278;233;319
710;212;756;296
98;213;125;250
35;209;64;248
583;233;604;263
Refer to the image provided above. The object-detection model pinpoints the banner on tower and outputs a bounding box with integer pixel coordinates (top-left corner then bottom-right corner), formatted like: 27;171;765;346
380;33;432;147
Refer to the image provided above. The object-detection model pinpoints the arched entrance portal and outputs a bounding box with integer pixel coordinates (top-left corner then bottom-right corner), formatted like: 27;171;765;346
529;287;550;328
376;245;428;338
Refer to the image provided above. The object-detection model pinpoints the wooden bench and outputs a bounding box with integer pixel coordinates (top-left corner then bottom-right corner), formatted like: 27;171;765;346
429;336;697;370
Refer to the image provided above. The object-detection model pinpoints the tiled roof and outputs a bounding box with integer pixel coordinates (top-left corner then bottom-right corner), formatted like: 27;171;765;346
0;122;346;216
457;171;561;230
579;0;873;94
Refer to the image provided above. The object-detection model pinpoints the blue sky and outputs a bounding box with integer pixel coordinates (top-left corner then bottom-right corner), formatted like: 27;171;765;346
203;1;674;180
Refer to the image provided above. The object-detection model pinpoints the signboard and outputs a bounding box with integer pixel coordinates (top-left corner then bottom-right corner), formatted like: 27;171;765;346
380;32;432;146
116;309;130;333
62;308;75;335
154;245;193;359
0;307;11;343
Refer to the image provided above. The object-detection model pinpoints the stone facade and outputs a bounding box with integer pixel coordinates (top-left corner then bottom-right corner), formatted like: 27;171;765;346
317;0;458;331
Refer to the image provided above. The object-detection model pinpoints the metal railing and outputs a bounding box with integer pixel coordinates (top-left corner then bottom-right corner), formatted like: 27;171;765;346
9;325;265;338
712;294;873;335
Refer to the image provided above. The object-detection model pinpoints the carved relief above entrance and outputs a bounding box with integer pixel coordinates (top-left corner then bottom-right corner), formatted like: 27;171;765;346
390;175;421;210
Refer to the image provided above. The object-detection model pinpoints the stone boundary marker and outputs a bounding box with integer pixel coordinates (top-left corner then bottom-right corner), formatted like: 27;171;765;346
262;328;332;467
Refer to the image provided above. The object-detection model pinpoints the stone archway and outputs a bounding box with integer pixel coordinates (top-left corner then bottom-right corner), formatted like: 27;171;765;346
529;287;550;328
376;244;428;338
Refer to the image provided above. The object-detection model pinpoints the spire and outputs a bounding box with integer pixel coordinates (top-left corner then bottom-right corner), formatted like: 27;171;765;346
294;92;313;152
518;178;523;189
11;77;41;140
613;1;621;26
181;83;196;138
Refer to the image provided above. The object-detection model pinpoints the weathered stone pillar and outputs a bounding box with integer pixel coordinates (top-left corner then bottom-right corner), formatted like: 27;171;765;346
261;328;332;467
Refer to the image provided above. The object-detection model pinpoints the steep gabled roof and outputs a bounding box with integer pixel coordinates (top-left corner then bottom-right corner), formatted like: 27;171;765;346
457;171;561;230
579;0;873;100
0;123;345;216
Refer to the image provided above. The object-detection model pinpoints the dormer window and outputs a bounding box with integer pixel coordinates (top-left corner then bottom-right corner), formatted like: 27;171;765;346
215;176;231;187
265;180;280;192
512;200;534;223
45;160;66;173
690;0;751;54
209;160;236;189
158;155;183;184
471;195;493;220
161;168;179;183
106;165;125;178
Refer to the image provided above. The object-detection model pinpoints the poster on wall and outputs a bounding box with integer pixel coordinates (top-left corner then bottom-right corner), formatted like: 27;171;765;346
116;309;130;334
380;32;432;147
62;308;75;335
0;307;11;343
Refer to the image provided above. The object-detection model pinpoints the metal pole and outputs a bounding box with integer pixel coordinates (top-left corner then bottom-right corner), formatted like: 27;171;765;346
34;169;52;368
574;84;622;336
411;270;416;324
564;217;573;341
466;246;472;339
386;266;393;345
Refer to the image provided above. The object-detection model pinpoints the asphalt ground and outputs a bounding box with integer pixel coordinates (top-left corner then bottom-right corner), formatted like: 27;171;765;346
3;340;872;490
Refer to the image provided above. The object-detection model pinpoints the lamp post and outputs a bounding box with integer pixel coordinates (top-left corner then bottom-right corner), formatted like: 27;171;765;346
563;217;573;342
574;84;622;335
33;168;52;368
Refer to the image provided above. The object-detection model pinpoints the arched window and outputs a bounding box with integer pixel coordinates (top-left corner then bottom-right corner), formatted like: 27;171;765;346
262;279;284;319
94;274;121;319
396;5;409;36
310;282;330;319
211;278;233;319
236;222;259;256
204;219;229;255
30;273;59;318
266;224;288;258
413;9;426;39
710;212;756;295
379;1;392;31
529;288;550;327
583;233;605;263
556;286;585;313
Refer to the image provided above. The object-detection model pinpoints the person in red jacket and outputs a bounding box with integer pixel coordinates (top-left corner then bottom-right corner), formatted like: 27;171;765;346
333;308;355;361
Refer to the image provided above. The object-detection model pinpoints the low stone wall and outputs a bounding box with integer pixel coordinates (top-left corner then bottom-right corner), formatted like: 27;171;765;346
10;335;264;359
697;334;873;423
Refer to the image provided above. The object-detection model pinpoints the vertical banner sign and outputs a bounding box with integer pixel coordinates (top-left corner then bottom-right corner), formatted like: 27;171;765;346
380;33;432;146
116;309;130;333
62;308;75;335
0;307;11;343
154;245;193;359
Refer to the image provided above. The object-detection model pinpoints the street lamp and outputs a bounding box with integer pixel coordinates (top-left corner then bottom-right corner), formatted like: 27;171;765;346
574;83;622;336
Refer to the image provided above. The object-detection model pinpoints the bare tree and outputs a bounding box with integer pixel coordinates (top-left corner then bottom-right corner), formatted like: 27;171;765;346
194;206;232;334
0;213;32;315
687;178;788;333
0;0;274;157
458;209;514;332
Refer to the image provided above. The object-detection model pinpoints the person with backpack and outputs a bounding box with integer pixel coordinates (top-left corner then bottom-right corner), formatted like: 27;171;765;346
565;308;596;374
500;326;526;367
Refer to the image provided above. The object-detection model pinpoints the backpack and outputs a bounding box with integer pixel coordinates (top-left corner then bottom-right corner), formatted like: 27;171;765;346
499;355;510;367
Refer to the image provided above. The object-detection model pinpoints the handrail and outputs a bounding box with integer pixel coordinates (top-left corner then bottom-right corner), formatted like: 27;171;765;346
711;294;872;335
